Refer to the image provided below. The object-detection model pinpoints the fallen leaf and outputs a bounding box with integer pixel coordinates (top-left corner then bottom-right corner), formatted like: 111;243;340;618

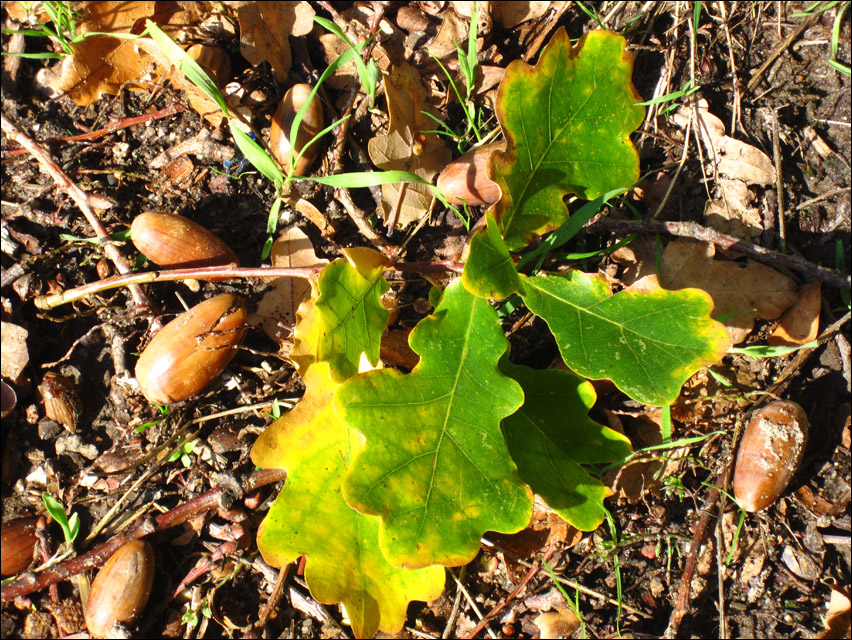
660;239;798;344
818;585;851;639
233;1;315;83
252;228;328;347
491;1;552;28
673;99;775;239
1;321;29;385
534;607;581;638
768;282;821;346
36;1;159;105
368;63;452;228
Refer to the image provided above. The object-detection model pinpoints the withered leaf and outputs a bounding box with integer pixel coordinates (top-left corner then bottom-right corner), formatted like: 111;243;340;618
367;63;452;229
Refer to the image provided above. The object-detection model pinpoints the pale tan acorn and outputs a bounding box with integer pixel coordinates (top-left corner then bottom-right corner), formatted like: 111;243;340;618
40;372;81;433
135;294;247;405
186;44;231;88
269;83;324;176
436;141;505;206
84;540;155;638
733;400;810;512
130;212;238;270
0;516;38;576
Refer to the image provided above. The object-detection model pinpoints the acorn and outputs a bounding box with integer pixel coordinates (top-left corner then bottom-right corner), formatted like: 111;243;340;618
733;400;810;512
130;212;238;270
84;540;155;639
269;83;324;176
0;516;38;576
186;44;231;88
436;141;505;206
40;372;81;433
135;294;247;405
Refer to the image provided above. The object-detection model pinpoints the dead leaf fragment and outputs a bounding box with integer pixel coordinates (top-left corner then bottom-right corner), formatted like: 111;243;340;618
533;607;581;638
1;321;29;384
368;63;451;229
491;1;551;27
234;1;315;83
673;99;775;239
768;282;821;346
818;585;851;639
252;227;328;348
660;239;798;344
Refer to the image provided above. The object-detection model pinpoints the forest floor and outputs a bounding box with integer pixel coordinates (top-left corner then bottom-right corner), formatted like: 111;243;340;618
1;2;850;639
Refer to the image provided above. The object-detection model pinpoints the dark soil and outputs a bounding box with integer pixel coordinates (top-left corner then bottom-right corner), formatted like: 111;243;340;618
2;2;850;639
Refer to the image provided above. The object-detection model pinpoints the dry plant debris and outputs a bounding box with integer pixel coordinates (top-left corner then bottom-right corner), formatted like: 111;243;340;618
1;2;850;639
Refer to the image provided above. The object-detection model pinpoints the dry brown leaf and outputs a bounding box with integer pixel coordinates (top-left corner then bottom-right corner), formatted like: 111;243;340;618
251;228;328;348
659;239;798;344
36;1;158;105
233;1;314;83
491;1;551;27
1;321;29;385
533;607;581;639
368;63;451;229
414;5;470;63
673;99;775;239
818;585;852;639
768;282;821;346
380;328;419;370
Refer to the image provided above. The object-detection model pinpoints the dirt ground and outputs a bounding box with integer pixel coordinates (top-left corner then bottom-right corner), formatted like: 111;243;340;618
1;2;850;639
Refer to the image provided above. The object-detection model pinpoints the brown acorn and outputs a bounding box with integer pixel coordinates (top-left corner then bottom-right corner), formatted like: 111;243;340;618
135;294;247;405
130;212;238;270
436;141;505;206
269;83;324;176
186;44;231;88
733;400;810;512
0;517;38;576
40;372;81;433
84;540;155;638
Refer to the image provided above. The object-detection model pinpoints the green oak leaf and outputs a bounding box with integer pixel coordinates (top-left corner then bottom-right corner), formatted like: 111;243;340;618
252;362;445;638
462;211;524;300
336;279;533;569
522;271;730;406
499;358;632;531
314;248;390;381
490;28;644;250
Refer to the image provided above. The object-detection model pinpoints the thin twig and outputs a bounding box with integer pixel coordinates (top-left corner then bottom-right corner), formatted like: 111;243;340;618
36;261;465;310
587;218;851;290
746;13;820;92
772;109;786;252
663;474;723;639
4;104;185;155
1;114;152;311
462;547;556;639
450;569;498;639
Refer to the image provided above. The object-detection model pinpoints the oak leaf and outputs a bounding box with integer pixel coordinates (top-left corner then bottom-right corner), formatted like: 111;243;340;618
336;279;533;569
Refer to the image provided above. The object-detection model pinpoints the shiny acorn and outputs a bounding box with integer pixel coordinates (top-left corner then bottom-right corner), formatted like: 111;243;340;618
130;212;238;270
436;141;504;206
84;540;155;638
0;516;38;576
269;83;324;176
135;294;247;405
733;400;810;512
40;372;81;433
